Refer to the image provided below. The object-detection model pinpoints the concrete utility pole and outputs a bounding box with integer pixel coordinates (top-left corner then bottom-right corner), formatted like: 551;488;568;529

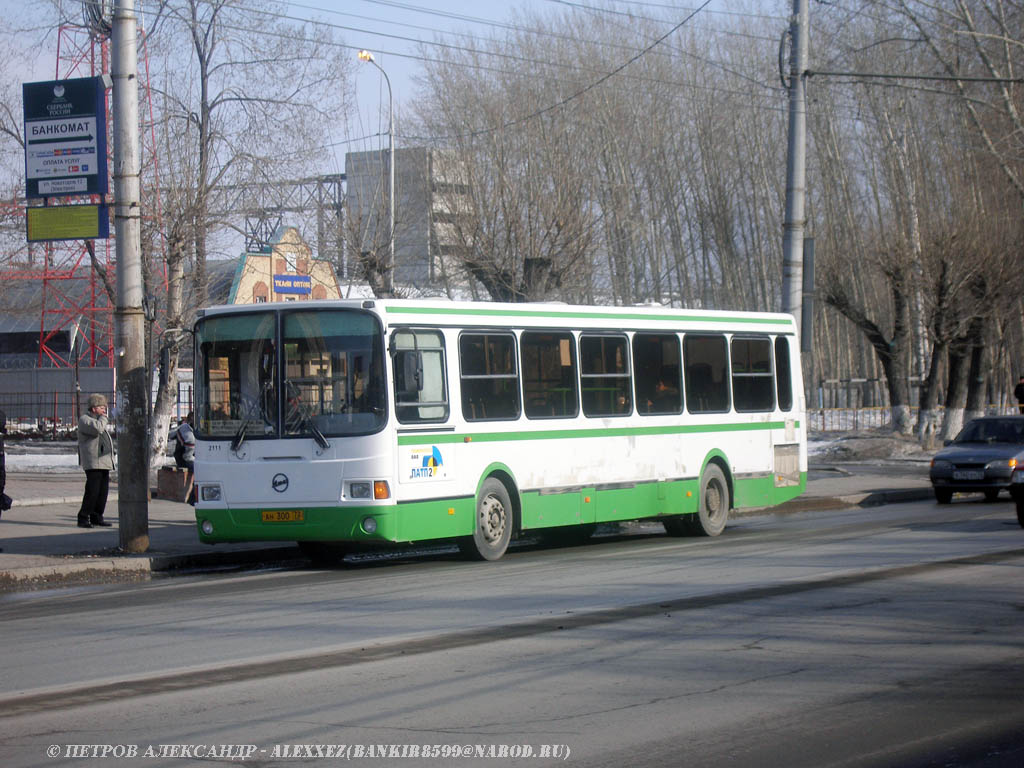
111;0;149;552
781;0;808;335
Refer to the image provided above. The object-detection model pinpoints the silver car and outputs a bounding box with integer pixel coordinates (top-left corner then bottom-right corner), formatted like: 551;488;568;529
929;416;1024;504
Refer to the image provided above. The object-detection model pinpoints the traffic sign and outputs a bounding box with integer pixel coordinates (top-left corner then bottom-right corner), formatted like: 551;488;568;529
23;77;108;199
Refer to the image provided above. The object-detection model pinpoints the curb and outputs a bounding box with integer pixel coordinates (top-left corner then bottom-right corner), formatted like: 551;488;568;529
0;545;301;590
12;493;120;508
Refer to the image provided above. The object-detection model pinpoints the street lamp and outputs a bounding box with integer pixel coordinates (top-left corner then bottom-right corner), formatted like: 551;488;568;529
358;49;395;296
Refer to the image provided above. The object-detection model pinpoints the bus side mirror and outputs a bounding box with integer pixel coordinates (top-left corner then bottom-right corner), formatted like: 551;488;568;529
395;350;423;395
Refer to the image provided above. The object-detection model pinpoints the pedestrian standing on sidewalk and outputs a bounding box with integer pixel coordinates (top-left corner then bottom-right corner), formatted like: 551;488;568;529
77;393;114;529
1015;375;1024;414
0;410;9;525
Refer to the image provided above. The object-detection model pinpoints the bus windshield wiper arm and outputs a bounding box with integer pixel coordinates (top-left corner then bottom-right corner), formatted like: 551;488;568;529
230;420;248;453
232;380;273;453
285;380;330;451
308;420;330;451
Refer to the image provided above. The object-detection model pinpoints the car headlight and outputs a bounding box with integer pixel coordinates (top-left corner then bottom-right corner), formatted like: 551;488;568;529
985;458;1017;471
931;459;951;471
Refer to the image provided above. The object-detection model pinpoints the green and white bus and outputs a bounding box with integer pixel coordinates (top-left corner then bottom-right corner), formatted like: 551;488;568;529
192;299;806;561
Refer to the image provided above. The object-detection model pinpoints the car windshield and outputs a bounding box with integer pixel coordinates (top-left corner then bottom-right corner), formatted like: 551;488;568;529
955;419;1024;444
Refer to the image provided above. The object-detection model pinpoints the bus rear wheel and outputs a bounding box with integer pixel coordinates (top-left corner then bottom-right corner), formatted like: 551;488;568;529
692;464;730;537
460;478;513;561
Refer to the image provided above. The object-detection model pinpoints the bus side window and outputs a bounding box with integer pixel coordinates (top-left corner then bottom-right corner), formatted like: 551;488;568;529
775;337;793;412
684;334;730;413
632;333;682;415
522;331;578;419
392;329;449;423
580;334;631;417
731;336;774;412
459;332;521;422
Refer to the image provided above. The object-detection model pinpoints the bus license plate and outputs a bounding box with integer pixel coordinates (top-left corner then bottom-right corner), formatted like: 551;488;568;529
952;470;984;481
262;510;305;523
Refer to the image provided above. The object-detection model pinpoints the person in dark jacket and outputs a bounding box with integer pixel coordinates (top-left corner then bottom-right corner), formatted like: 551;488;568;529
173;412;195;471
173;412;197;506
77;394;115;528
1015;376;1024;415
0;410;7;523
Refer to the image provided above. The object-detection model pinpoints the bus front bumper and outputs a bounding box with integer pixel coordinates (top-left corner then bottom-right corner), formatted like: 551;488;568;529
195;505;397;545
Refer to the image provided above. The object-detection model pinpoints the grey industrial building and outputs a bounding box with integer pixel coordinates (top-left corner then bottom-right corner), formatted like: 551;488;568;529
344;147;467;290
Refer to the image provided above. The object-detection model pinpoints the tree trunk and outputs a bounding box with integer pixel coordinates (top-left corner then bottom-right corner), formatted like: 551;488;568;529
941;343;970;442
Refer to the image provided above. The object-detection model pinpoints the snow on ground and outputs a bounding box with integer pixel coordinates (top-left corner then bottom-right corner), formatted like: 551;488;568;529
5;448;81;473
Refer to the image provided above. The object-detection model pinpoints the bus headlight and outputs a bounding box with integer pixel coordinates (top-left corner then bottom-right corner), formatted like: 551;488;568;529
362;516;378;534
349;482;372;499
201;484;222;502
201;519;214;535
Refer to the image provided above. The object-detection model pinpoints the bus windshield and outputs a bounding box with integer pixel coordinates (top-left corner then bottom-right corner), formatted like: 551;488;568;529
195;308;386;440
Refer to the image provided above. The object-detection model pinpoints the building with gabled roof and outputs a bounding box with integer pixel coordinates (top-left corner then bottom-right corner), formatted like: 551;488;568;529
224;226;340;305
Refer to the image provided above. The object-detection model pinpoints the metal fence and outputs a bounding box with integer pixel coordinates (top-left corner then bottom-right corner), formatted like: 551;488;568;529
0;382;193;438
808;405;1021;433
0;391;116;437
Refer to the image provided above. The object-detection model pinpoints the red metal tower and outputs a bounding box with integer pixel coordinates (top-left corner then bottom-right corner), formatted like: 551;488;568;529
3;8;164;370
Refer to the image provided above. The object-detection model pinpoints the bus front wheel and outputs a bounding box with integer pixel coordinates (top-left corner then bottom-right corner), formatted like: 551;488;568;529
460;478;513;561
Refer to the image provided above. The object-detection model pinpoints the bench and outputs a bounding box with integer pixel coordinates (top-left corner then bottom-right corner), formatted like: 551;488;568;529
157;465;193;503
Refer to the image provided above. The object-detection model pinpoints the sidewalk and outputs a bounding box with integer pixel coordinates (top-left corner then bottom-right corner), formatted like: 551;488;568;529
0;462;935;590
0;472;299;589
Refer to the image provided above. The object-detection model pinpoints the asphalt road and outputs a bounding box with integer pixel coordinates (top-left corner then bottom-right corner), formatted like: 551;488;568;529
0;499;1022;768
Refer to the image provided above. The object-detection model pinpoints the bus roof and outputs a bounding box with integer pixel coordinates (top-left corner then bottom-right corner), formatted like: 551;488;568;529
196;299;797;335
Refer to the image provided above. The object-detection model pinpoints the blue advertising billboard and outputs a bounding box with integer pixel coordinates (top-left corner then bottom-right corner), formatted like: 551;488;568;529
23;76;108;199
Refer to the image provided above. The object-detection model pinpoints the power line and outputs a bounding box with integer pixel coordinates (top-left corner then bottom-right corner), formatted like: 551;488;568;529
809;69;1024;84
546;0;785;23
435;0;716;140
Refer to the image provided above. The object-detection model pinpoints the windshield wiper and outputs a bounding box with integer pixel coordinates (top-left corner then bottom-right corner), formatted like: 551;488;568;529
285;380;331;451
232;380;273;453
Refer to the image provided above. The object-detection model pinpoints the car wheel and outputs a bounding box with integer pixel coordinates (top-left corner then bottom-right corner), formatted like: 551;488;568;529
934;488;953;504
1017;501;1024;529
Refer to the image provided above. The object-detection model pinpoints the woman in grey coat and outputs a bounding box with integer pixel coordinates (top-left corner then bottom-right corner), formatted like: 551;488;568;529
77;393;114;528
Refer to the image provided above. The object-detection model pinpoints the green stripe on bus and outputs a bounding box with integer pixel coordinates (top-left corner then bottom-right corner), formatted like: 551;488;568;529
195;471;808;545
385;305;791;326
398;420;800;446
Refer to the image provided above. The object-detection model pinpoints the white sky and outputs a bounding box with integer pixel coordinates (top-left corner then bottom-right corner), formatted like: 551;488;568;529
3;1;787;163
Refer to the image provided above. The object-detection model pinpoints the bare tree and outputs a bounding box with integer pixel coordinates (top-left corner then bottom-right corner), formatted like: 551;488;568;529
140;0;352;469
